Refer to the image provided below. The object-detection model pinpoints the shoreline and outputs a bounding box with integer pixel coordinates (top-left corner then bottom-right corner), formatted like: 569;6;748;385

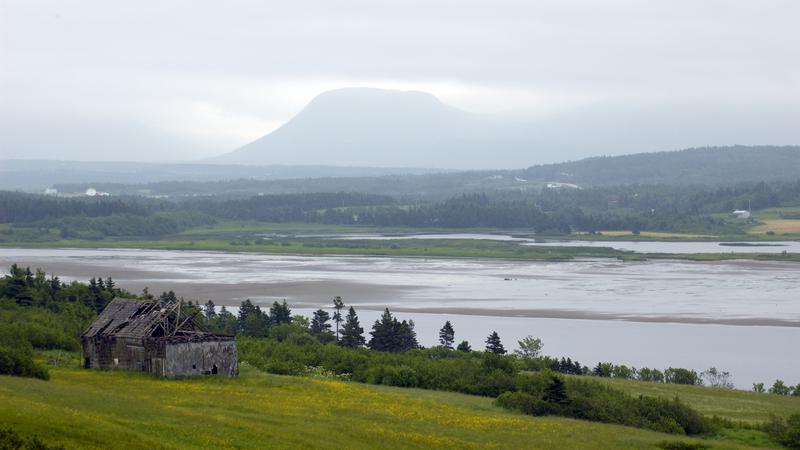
310;305;800;328
1;241;800;263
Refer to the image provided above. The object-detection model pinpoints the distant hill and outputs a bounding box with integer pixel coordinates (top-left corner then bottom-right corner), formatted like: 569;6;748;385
521;146;800;186
210;87;537;169
44;146;800;198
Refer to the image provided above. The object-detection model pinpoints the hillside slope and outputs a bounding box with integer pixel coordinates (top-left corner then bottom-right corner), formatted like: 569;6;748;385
522;145;800;186
0;367;762;450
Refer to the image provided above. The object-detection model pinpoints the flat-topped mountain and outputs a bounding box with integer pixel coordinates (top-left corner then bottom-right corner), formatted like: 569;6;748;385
210;88;537;169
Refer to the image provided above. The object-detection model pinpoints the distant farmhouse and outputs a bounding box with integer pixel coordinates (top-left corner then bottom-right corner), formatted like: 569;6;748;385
82;298;238;377
731;209;751;219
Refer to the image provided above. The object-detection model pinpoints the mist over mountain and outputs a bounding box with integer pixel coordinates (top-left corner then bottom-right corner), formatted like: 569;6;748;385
211;88;538;169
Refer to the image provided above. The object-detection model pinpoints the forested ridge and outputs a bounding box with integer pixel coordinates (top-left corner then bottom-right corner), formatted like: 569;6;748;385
2;178;799;239
521;145;800;186
48;146;800;198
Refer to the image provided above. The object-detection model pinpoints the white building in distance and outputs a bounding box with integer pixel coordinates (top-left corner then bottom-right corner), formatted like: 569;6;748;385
731;210;751;219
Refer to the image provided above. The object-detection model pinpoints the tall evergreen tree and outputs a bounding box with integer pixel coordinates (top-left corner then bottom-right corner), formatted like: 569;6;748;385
369;309;418;352
368;309;395;352
485;331;506;355
269;300;292;324
438;320;455;349
396;319;418;351
203;300;216;320
339;307;365;348
543;375;569;406
238;299;269;336
332;296;344;341
310;309;332;336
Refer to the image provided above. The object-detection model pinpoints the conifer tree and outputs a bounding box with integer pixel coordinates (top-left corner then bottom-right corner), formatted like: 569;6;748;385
457;340;472;352
269;300;292;324
438;320;455;349
204;300;216;319
396;319;418;351
340;306;365;348
310;309;332;336
543;375;569;406
368;309;395;351
369;309;418;352
485;331;506;354
332;296;344;341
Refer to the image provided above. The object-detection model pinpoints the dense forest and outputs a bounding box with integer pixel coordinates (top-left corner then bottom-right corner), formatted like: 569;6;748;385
2;178;799;239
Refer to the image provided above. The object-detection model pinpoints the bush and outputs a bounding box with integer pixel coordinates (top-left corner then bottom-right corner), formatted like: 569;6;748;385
237;337;521;397
0;344;49;380
656;441;711;450
382;365;419;387
763;414;800;448
496;391;559;416
496;375;709;436
0;428;64;450
665;367;702;385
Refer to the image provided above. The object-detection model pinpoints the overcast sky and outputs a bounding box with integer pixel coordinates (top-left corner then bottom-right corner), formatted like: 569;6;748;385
1;0;798;163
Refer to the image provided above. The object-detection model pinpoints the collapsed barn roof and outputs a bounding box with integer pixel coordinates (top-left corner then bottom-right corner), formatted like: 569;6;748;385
82;298;226;341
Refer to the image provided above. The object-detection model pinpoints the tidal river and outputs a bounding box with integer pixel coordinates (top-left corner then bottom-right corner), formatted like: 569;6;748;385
1;247;798;388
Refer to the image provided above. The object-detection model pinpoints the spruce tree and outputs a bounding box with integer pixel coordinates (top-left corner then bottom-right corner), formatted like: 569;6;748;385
204;300;216;319
368;309;395;351
332;296;344;341
369;309;418;352
456;340;472;352
396;319;418;351
310;309;332;335
543;375;569;406
269;300;292;324
340;307;365;348
438;320;455;349
485;331;506;355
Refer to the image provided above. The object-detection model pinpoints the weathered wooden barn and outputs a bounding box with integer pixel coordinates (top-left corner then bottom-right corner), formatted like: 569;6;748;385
82;298;238;377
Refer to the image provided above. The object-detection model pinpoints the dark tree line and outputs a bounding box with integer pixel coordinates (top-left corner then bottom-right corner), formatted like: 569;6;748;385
4;178;800;238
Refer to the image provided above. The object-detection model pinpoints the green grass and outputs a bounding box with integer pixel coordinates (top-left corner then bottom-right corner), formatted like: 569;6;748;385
3;235;800;263
0;366;768;450
590;377;800;424
2;220;799;262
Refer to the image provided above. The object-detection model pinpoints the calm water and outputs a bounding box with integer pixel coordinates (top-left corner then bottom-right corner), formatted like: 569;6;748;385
1;247;798;388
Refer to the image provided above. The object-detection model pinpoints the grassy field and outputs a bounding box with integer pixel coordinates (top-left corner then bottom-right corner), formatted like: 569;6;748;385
591;377;800;424
575;230;716;239
0;366;780;450
750;220;800;235
749;207;800;236
3;236;800;263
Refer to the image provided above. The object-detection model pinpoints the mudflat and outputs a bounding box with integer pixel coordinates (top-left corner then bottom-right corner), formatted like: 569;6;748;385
2;247;799;326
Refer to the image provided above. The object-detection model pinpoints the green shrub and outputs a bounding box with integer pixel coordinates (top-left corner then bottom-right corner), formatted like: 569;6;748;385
0;428;64;450
656;441;711;450
0;344;49;380
763;414;800;448
496;374;709;436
